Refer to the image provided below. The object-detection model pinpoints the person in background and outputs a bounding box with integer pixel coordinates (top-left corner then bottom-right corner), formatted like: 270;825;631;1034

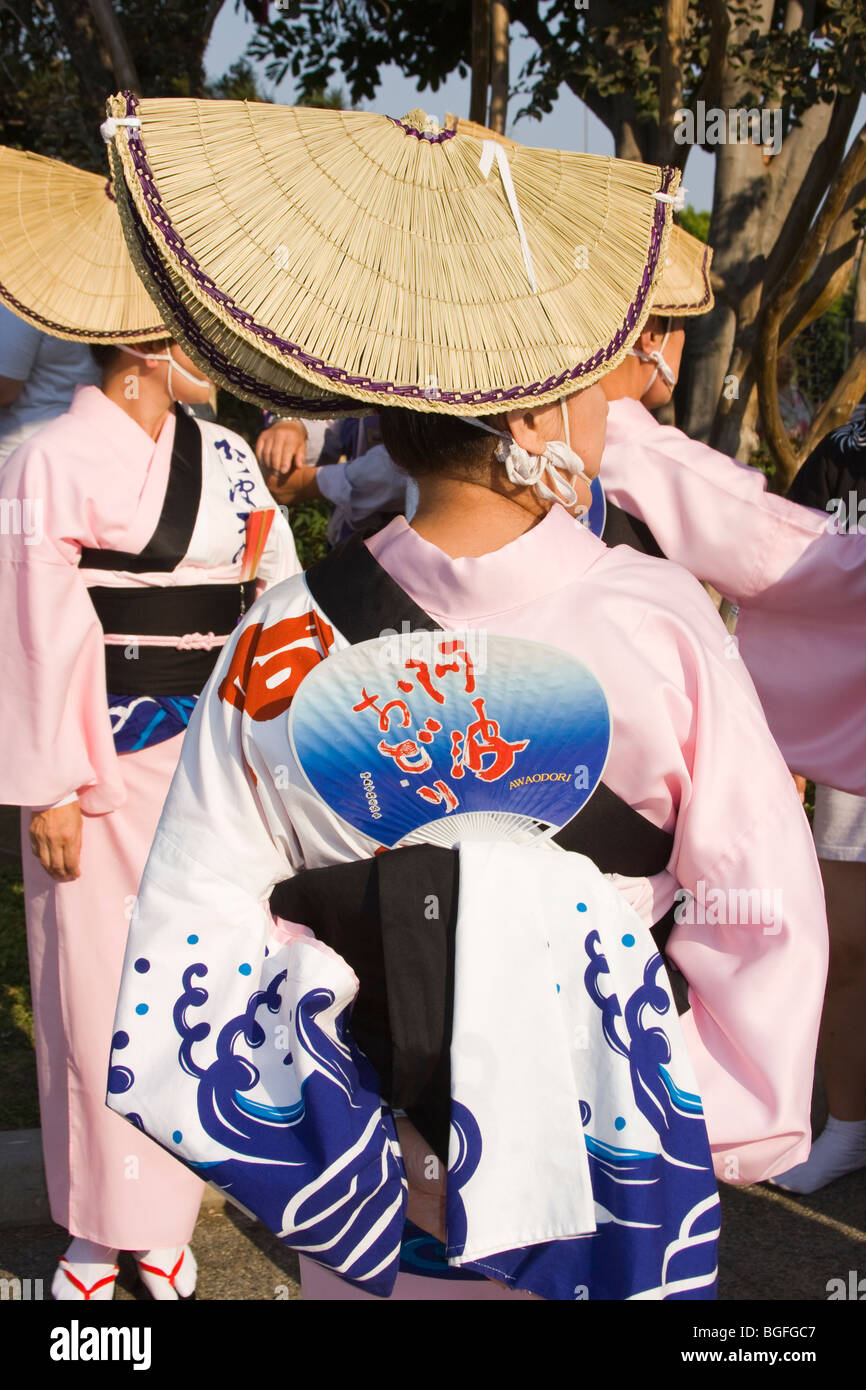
0;145;300;1301
0;338;299;1301
772;408;866;1193
0;302;99;464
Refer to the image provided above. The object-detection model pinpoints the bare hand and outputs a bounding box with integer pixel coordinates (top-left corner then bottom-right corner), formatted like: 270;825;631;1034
29;802;83;881
256;420;307;482
792;773;807;804
395;1115;446;1244
262;463;322;507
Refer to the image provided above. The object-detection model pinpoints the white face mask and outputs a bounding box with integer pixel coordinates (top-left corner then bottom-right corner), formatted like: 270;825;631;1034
629;320;677;398
465;400;590;515
120;345;211;402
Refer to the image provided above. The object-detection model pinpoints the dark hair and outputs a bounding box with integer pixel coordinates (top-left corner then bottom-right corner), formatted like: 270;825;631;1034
379;406;502;480
89;338;172;374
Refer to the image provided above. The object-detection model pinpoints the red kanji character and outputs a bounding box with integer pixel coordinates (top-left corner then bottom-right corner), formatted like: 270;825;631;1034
352;687;382;714
416;718;442;745
417;780;459;811
449;729;465;778
376;739;433;774
434;639;476;693
398;659;445;704
352;689;412;732
453;697;530;782
218;610;334;722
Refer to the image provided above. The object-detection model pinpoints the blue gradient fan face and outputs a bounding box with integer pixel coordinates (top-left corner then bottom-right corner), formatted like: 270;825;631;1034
289;633;611;848
582;476;607;538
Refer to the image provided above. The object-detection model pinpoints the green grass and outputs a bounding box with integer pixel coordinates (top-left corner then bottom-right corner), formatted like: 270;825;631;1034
0;861;39;1129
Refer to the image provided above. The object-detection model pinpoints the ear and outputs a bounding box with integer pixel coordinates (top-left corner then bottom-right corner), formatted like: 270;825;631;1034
638;314;666;350
505;405;550;455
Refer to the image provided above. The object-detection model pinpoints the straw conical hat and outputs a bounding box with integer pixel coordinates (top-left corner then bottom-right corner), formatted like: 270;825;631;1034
447;116;713;318
652;224;713;316
104;94;681;416
108;156;350;415
0;146;166;342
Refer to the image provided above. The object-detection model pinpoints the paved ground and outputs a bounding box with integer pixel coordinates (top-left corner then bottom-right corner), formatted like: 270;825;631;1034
1;1165;863;1301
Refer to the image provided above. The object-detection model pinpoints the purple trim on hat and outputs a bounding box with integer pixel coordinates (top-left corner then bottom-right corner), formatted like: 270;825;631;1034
119;92;675;406
389;116;457;143
653;241;712;314
0;276;165;342
123;192;346;415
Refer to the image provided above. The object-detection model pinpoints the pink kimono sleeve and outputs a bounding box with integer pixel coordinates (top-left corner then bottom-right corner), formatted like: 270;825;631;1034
603;398;866;792
0;437;124;813
635;580;828;1186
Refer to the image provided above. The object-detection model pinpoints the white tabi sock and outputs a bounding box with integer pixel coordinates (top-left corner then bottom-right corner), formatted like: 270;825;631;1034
133;1244;197;1300
770;1115;866;1194
52;1237;119;1300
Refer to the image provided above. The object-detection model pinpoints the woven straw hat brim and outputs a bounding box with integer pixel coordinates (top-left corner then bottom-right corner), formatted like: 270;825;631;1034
106;94;680;415
0;146;166;342
110;163;356;415
449;117;713;318
652;224;714;316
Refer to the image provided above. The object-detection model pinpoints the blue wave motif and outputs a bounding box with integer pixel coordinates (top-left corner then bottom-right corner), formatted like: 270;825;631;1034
140;965;407;1295
455;929;719;1299
445;1101;483;1257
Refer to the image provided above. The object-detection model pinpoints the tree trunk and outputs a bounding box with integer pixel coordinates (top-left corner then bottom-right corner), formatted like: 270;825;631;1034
50;0;116;149
656;0;690;166
489;1;509;134
470;0;491;124
85;0;140;92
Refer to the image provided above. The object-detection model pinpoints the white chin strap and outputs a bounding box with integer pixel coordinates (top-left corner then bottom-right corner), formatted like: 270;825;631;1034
629;323;677;398
465;400;590;514
120;346;210;402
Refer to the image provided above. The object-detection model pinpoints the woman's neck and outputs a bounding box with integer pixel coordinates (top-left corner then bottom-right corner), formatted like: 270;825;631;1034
409;474;549;558
101;370;174;441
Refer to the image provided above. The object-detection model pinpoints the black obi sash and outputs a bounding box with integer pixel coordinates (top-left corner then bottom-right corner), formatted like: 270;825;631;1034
601;499;667;558
80;406;252;695
269;535;687;1161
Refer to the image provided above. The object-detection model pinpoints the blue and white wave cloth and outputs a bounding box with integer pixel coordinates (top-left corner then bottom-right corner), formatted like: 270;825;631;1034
109;917;406;1296
108;693;197;752
108;838;717;1299
444;841;718;1301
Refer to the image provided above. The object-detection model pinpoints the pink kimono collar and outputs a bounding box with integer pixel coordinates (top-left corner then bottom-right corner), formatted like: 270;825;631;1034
604;396;659;442
67;383;176;462
366;504;606;620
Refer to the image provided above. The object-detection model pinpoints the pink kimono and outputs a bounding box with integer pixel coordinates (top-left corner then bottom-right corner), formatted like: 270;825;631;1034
602;396;866;794
0;385;299;1248
112;504;827;1297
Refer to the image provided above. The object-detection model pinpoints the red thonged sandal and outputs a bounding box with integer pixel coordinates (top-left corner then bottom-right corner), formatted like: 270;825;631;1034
52;1257;119;1300
134;1245;197;1300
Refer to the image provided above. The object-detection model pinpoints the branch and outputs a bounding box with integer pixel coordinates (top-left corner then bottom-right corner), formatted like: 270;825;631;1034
202;0;227;46
757;123;866;482
798;346;866;458
781;155;866;343
470;0;491;123
690;0;729;113
85;0;140;91
761;95;861;300
657;0;689;166
488;0;509;133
